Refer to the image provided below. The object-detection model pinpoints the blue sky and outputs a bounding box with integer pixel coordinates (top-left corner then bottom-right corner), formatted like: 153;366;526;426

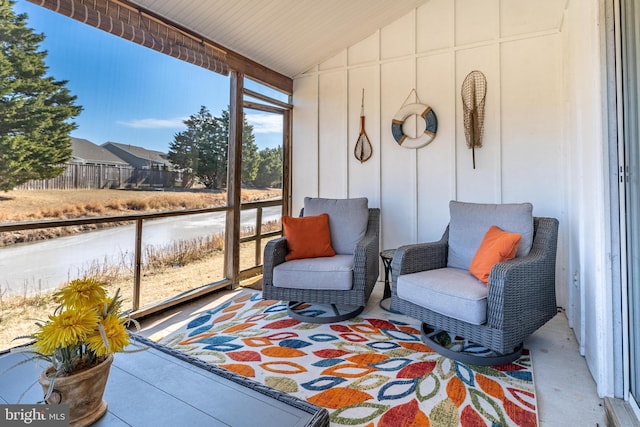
13;0;283;152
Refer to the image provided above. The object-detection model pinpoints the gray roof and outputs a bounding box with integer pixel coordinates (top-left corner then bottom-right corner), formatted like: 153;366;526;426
102;142;172;167
71;138;128;166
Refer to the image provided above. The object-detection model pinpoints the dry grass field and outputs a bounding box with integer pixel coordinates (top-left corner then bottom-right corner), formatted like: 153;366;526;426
0;188;280;351
0;188;281;246
0;189;230;220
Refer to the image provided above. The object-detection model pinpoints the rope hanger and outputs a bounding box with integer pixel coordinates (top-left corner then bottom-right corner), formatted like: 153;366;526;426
400;88;423;108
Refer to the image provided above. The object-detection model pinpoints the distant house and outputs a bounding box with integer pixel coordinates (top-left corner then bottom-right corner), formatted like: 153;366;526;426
102;142;172;170
17;138;179;190
71;138;128;167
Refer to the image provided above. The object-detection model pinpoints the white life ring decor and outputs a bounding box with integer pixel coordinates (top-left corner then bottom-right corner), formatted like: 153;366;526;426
391;103;438;149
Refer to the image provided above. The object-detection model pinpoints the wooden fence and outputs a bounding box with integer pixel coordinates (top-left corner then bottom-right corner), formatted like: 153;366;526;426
16;163;184;190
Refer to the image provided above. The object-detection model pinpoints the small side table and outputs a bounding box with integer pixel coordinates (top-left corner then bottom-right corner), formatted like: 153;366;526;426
379;249;398;313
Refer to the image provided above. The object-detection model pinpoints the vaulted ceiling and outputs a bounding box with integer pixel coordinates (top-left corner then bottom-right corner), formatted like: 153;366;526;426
131;0;429;78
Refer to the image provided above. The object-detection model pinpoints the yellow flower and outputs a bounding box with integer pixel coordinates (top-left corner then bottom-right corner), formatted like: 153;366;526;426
86;314;130;357
99;294;123;317
33;309;100;355
54;278;107;310
24;281;135;375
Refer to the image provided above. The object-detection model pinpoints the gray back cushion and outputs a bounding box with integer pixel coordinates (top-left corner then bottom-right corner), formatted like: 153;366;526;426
304;197;368;255
447;201;534;270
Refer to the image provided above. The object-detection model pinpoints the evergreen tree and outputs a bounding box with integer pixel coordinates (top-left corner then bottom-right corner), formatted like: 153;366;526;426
0;1;82;191
241;116;259;186
168;106;259;189
254;145;282;188
168;106;225;189
166;123;201;188
215;109;260;186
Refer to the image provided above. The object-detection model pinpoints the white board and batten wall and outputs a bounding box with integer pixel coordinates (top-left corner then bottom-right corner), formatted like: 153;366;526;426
291;0;612;396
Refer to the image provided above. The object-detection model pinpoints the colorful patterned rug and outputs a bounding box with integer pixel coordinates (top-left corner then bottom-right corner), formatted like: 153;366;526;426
158;291;538;426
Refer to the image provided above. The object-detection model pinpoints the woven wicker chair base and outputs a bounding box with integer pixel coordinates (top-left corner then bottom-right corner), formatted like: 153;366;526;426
288;301;364;324
421;323;523;366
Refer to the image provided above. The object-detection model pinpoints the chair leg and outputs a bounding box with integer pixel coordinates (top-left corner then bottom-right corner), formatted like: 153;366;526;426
420;323;523;366
287;301;364;324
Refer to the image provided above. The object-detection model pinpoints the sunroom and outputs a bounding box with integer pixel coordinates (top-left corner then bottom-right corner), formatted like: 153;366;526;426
1;0;637;426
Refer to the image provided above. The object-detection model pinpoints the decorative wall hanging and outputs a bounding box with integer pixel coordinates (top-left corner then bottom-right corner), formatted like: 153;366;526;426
461;70;487;169
391;89;438;149
354;88;373;163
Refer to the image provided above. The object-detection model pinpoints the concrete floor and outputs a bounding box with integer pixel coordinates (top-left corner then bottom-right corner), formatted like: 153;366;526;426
138;283;607;427
524;311;606;426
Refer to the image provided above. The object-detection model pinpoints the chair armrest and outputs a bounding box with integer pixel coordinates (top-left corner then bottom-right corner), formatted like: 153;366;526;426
263;237;288;285
390;229;449;296
391;228;448;275
355;226;379;255
486;217;559;331
352;208;380;291
353;227;379;288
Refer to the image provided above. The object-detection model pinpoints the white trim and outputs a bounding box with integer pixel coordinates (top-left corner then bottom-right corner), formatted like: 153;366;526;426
611;0;628;399
631;396;640;421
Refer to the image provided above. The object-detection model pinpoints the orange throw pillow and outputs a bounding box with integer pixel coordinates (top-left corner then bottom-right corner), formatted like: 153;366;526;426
282;213;336;261
469;225;522;284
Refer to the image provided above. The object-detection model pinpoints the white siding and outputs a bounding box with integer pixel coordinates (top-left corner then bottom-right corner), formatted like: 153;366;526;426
291;0;611;397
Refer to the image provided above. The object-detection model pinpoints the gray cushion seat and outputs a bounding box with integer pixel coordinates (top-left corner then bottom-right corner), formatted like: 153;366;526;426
397;267;488;325
273;255;354;291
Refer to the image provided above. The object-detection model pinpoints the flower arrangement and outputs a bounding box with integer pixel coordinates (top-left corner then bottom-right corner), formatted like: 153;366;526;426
17;277;134;377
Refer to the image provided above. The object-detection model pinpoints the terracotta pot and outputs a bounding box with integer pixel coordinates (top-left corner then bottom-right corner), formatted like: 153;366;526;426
38;354;113;427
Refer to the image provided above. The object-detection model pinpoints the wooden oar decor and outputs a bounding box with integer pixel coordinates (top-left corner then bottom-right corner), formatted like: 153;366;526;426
461;70;487;169
354;89;372;163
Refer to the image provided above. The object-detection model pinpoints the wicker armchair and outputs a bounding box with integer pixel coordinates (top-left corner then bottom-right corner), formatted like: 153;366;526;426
391;201;559;365
262;198;380;323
